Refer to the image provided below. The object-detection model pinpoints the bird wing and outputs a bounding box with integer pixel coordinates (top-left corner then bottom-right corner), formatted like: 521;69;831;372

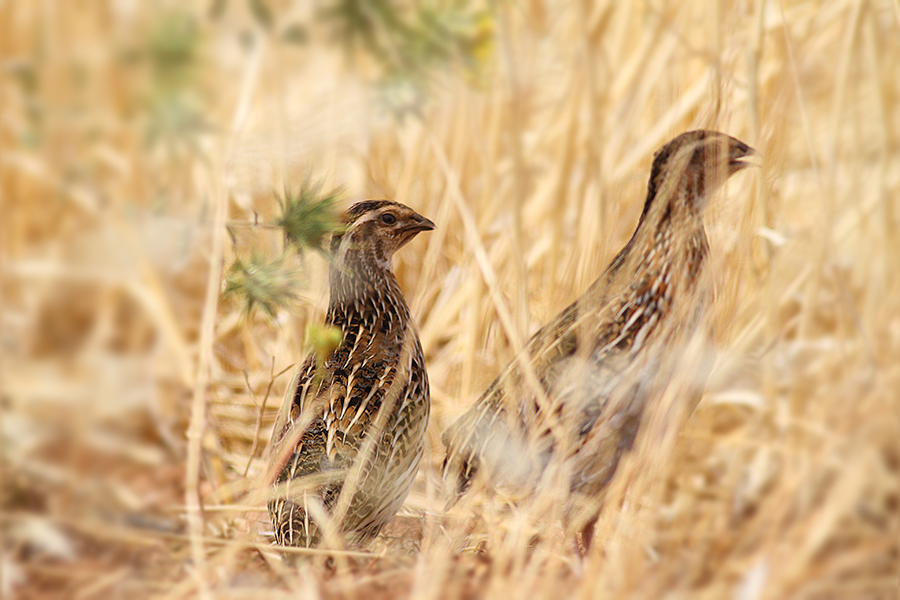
440;259;650;496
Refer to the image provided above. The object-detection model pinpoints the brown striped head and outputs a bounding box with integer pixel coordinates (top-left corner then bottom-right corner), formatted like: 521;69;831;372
330;200;435;273
642;130;757;220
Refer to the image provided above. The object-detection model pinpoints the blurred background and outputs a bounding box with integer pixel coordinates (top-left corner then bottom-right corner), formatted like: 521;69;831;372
2;0;898;598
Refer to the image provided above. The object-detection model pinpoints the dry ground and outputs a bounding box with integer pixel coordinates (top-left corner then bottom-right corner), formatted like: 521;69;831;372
2;1;898;598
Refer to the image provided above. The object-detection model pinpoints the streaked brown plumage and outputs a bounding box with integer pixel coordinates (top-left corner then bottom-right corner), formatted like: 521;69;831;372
441;131;756;521
268;200;434;547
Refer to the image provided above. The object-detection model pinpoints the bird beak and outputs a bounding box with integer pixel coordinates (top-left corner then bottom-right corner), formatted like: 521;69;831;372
404;214;436;233
729;142;761;171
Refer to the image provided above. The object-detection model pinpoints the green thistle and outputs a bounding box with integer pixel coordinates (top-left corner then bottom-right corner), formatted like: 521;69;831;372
223;253;299;318
274;181;342;253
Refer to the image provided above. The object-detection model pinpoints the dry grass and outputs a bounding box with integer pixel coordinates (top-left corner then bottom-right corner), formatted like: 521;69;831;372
3;1;898;598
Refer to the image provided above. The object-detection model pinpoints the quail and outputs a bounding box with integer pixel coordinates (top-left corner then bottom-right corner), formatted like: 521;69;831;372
268;200;434;547
441;131;756;523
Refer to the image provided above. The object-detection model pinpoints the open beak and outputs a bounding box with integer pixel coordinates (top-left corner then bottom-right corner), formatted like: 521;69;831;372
729;142;761;171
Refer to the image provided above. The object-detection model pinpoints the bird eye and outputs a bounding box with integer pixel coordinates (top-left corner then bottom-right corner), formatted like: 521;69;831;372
381;213;397;225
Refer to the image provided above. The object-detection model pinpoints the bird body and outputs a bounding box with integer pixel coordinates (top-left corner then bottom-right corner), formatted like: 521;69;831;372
269;200;434;547
441;131;756;514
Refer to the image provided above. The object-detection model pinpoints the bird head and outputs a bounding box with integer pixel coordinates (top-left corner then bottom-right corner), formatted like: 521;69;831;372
645;130;757;216
330;200;435;272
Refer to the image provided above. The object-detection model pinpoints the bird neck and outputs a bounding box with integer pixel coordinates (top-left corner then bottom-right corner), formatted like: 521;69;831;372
329;251;397;300
327;254;408;324
614;182;710;286
639;163;707;224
